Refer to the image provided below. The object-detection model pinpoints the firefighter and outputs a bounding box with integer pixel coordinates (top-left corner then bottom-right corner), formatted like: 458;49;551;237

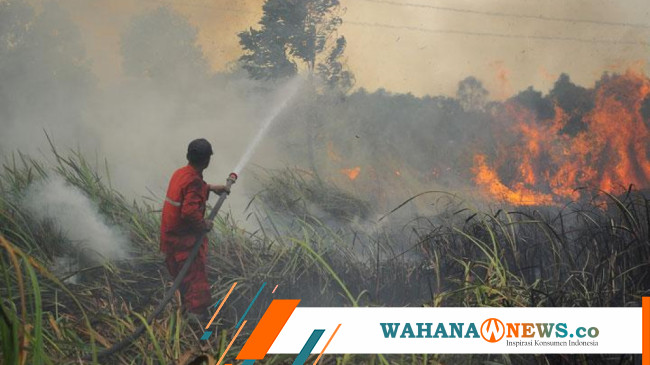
160;138;229;318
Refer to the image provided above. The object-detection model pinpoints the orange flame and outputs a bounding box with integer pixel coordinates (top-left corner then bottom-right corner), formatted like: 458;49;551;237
473;154;553;205
341;166;361;180
473;71;650;205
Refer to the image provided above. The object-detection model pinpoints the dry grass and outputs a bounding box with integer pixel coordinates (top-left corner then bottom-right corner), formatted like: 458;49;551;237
0;149;647;364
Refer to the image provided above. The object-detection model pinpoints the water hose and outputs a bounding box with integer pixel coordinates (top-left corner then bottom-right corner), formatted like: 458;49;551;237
81;172;238;361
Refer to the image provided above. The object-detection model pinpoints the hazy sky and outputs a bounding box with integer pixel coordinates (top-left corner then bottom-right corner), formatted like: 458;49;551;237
44;0;650;98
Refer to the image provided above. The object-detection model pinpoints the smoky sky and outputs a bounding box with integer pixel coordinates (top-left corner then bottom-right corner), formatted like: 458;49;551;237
36;0;650;98
3;0;650;225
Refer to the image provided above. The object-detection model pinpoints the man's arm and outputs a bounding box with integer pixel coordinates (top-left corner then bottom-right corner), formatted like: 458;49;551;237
208;184;230;195
180;179;211;232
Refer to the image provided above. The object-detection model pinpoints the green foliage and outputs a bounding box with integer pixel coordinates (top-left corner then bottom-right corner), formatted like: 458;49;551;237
239;25;297;80
254;168;371;222
0;150;646;364
238;0;353;90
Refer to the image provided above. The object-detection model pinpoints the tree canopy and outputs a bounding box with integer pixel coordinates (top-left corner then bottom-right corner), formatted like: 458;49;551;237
238;0;353;90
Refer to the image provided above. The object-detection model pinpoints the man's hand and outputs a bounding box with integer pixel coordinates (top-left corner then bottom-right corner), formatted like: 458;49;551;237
209;184;230;195
204;220;214;232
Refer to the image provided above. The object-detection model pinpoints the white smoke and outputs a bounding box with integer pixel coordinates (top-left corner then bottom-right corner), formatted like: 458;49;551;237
23;176;128;261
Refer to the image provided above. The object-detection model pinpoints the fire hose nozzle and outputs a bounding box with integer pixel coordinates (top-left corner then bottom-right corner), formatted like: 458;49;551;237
224;173;237;193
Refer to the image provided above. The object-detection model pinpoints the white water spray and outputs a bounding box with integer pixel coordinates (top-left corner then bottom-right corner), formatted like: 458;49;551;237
233;78;302;174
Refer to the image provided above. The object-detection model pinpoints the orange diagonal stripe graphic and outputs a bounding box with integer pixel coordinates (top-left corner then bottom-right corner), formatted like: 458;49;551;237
205;282;237;329
215;320;246;365
236;299;300;360
313;323;341;365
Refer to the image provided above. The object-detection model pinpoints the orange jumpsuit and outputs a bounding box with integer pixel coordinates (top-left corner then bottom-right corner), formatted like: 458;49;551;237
160;165;212;313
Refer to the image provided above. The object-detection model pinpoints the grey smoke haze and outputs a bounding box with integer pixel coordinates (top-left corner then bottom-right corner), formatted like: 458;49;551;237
35;0;650;98
0;4;308;221
4;1;641;239
23;176;128;261
0;2;494;229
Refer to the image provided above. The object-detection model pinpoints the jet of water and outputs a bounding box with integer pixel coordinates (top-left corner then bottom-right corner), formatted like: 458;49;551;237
233;78;302;174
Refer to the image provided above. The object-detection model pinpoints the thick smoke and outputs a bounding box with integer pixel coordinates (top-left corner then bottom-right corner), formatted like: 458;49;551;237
0;3;303;222
1;1;649;242
23;176;128;261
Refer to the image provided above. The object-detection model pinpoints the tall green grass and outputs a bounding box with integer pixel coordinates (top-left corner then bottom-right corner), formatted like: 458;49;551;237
0;150;647;364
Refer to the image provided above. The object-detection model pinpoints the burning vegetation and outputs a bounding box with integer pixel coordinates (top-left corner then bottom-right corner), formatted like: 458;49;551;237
474;71;650;206
315;71;650;211
2;148;649;365
1;0;649;364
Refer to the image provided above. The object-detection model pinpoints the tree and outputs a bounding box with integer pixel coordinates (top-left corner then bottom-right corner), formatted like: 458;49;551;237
121;7;209;89
549;73;593;113
548;73;593;136
456;76;488;112
238;0;353;91
239;0;355;180
511;86;554;121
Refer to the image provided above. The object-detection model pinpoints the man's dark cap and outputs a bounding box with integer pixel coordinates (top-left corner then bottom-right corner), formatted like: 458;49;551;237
187;138;213;163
